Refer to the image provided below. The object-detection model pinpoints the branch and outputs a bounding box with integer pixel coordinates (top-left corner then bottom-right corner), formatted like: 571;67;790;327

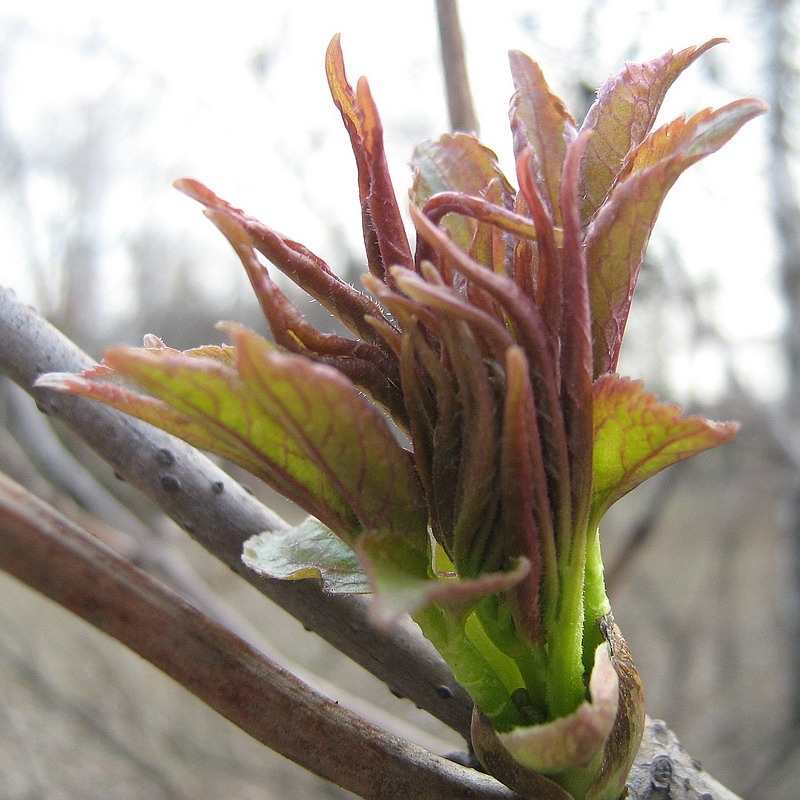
435;0;479;134
0;287;745;799
0;285;474;739
0;471;519;800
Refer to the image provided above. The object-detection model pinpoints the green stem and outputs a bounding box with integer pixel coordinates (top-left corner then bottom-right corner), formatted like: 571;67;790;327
413;603;520;731
582;523;611;672
546;523;589;718
584;523;610;620
473;596;547;712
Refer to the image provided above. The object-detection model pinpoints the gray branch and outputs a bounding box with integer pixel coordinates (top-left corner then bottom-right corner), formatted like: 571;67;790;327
0;285;744;799
0;471;518;800
0;285;474;738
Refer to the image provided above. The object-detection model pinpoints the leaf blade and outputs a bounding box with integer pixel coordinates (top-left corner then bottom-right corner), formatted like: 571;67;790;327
586;98;767;375
578;38;725;222
508;49;577;225
591;374;739;521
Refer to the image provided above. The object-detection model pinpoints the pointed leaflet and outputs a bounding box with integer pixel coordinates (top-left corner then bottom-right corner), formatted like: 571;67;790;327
326;35;413;280
37;325;428;546
205;209;407;426
578;38;724;223
174;178;395;351
585;98;767;375
591;374;738;522
508;49;577;225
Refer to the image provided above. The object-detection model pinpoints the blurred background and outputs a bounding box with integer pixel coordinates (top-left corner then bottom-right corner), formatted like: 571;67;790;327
0;0;794;797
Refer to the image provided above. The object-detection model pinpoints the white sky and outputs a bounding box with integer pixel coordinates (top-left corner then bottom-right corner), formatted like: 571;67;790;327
0;0;782;401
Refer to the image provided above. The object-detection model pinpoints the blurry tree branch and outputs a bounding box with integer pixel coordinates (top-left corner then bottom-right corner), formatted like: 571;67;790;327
763;0;800;738
0;470;518;800
0;285;475;738
435;0;479;134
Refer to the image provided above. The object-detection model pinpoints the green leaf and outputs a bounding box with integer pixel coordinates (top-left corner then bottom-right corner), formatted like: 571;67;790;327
242;517;371;595
578;38;725;223
37;325;428;547
508;49;577;225
586;98;767;376
591;374;739;521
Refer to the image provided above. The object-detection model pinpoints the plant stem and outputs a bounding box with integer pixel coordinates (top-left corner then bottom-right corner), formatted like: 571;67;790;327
413;603;519;731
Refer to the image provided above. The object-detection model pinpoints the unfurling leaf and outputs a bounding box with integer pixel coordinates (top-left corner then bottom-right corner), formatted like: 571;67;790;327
508;49;577;225
578;38;725;222
586;98;768;375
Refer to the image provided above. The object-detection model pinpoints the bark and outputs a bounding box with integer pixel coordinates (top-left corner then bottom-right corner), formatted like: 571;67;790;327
0;285;743;799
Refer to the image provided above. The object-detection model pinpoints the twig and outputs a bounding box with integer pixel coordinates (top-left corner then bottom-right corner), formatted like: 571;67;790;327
0;471;519;800
435;0;479;134
0;285;474;738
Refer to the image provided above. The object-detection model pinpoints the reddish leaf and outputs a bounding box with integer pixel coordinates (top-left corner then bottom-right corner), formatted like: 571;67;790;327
206;210;407;425
585;98;767;375
500;346;556;643
175;179;395;351
508;49;577;225
411;133;513;251
326;35;413;281
558;131;594;534
578;38;725;222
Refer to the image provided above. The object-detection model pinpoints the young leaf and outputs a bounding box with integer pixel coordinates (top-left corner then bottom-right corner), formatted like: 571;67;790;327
411;133;513;251
243;517;371;595
508;49;577;225
585;98;768;375
326;35;413;281
359;531;530;626
591;374;739;521
174;178;395;350
578;38;725;222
